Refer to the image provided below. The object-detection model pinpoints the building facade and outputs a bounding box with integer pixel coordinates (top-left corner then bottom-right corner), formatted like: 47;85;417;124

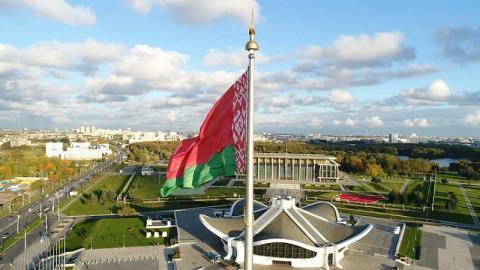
253;153;340;184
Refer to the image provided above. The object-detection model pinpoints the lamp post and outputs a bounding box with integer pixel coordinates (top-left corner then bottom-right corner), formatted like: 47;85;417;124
16;215;20;234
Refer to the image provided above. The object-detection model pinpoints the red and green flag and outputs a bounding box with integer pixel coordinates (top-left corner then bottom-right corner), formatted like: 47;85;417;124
160;71;248;197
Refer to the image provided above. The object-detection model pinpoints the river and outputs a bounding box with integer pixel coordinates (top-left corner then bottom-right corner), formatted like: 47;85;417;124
397;155;460;167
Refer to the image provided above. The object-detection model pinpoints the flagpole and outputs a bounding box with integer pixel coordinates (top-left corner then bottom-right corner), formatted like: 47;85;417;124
244;19;258;270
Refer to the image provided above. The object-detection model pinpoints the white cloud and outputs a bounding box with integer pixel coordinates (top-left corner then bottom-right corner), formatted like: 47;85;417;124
332;118;355;127
0;0;95;26
82;39;126;63
327;89;355;104
166;110;176;122
124;0;153;14
416;118;429;127
400;79;451;104
270;96;289;107
0;39;125;77
310;117;323;127
203;49;277;68
125;0;261;25
365;116;383;127
402;119;414;127
465;111;480;125
300;32;414;66
403;118;429;127
344;118;355;126
114;45;188;84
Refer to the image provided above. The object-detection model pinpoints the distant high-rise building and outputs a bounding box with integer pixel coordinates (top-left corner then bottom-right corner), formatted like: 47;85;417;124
407;133;420;144
388;133;399;143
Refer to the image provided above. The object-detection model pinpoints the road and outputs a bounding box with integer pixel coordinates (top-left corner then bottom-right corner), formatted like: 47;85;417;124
0;146;127;267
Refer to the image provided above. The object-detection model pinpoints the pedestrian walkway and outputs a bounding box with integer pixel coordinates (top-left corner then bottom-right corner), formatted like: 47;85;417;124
78;246;170;270
400;179;411;193
459;184;480;227
226;179;236;187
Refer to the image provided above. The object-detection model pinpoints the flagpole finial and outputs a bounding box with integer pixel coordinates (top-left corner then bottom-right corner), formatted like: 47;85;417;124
245;9;259;52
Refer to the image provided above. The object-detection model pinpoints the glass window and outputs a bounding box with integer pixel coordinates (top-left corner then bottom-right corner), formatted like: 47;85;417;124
253;242;316;259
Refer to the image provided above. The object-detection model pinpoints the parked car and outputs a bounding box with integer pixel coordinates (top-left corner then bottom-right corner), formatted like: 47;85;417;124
207;251;221;263
2;232;10;239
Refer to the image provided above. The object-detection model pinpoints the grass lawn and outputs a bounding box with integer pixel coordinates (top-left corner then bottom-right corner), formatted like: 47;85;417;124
204;187;245;196
366;182;390;194
129;200;232;213
398;224;422;259
382;181;405;191
63;175;130;216
302;184;341;191
345;184;369;193
128;175;165;199
437;171;476;183
304;191;340;200
211;178;231;187
431;183;473;224
233;181;244;187
232;181;269;188
65;217;176;251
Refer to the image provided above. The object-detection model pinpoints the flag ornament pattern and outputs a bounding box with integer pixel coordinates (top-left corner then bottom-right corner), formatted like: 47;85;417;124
160;71;248;197
232;74;248;174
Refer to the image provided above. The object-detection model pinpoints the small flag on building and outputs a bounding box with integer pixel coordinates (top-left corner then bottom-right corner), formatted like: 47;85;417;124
160;71;248;197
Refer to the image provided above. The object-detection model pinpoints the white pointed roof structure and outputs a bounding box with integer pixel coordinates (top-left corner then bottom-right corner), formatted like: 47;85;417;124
200;196;373;269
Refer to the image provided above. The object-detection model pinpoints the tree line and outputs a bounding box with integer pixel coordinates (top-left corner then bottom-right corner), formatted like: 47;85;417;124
126;140;479;180
128;141;180;163
0;144;81;182
256;141;436;178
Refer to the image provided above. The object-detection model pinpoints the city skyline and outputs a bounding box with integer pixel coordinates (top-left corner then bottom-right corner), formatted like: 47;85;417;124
1;1;480;136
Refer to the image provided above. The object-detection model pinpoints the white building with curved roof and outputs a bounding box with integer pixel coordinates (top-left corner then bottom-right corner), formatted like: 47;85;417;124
200;197;372;269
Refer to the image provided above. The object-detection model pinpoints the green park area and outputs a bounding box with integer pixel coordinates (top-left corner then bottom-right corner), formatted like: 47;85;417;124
63;174;130;216
398;224;422;259
437;171;474;183
431;183;473;224
128;175;165;199
62;173;237;215
65;217;176;251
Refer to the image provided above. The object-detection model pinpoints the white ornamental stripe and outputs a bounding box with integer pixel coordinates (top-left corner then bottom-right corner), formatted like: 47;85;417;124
232;72;248;173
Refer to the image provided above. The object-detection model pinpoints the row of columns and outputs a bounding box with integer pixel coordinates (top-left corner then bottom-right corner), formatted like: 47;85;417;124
254;157;339;182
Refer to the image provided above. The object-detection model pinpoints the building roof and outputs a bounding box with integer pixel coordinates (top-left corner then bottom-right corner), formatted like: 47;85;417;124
302;201;340;222
200;196;372;248
254;153;336;160
228;198;267;217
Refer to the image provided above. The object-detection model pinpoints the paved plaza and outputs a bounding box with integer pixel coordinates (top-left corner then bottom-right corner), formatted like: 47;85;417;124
349;216;403;258
402;225;480;270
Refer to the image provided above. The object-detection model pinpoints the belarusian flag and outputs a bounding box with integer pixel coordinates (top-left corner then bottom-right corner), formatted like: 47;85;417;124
160;71;248;197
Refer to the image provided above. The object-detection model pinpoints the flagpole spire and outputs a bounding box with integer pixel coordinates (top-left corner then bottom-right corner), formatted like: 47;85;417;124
244;9;258;270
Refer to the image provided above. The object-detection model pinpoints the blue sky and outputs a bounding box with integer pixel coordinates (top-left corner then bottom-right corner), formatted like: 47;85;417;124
0;0;479;136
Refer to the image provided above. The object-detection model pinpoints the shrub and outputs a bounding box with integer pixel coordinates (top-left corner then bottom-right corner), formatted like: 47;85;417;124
371;177;382;183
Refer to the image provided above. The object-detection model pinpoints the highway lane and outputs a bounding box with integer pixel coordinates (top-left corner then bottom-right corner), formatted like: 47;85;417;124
0;147;127;265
